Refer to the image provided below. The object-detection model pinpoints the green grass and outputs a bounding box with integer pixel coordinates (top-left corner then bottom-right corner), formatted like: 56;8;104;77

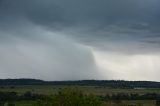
103;100;156;106
0;85;160;95
6;100;156;106
15;101;35;106
4;101;35;106
0;85;160;106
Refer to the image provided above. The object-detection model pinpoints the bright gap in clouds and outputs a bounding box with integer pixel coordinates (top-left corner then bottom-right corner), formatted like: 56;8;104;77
93;50;160;81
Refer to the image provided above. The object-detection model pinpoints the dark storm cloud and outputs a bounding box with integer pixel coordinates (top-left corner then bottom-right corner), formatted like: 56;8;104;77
0;0;160;80
0;0;104;80
17;0;160;53
0;25;100;80
1;0;160;34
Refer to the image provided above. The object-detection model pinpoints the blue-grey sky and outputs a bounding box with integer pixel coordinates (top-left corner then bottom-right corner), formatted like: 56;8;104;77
0;0;160;81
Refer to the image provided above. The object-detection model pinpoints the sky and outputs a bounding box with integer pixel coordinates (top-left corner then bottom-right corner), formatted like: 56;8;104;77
0;0;160;81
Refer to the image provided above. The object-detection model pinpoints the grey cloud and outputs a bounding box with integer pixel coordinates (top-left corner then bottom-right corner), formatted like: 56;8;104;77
0;0;160;80
1;0;160;51
0;26;100;80
2;0;160;28
1;0;160;32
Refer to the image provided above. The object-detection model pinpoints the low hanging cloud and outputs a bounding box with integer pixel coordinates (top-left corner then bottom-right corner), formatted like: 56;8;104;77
0;0;160;81
0;25;100;80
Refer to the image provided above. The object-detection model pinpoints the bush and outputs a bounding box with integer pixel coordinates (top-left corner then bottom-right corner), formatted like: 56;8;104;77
7;102;15;106
33;88;102;106
156;100;160;106
0;102;4;106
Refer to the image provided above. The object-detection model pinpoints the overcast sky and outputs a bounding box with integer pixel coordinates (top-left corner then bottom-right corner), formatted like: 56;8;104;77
0;0;160;81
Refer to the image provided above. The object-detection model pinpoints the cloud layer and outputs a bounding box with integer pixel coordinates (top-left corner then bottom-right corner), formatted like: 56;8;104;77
0;0;160;81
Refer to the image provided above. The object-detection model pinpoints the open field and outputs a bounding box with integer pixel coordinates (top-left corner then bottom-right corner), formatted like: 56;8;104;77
1;85;160;95
12;100;157;106
103;100;156;106
2;100;156;106
0;85;160;106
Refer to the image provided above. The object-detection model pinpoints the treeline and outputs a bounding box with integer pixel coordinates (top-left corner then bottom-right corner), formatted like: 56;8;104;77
0;79;44;85
0;79;160;88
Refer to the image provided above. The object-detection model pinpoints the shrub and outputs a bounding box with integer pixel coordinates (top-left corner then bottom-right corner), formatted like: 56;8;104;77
156;100;160;106
33;88;102;106
6;102;15;106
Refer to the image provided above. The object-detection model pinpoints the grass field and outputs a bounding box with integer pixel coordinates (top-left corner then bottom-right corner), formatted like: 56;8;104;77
1;85;160;95
103;100;156;106
2;100;156;106
0;85;160;106
3;101;35;106
11;100;157;106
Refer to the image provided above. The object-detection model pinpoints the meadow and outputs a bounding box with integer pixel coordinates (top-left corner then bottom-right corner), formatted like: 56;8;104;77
0;85;160;106
1;85;160;95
